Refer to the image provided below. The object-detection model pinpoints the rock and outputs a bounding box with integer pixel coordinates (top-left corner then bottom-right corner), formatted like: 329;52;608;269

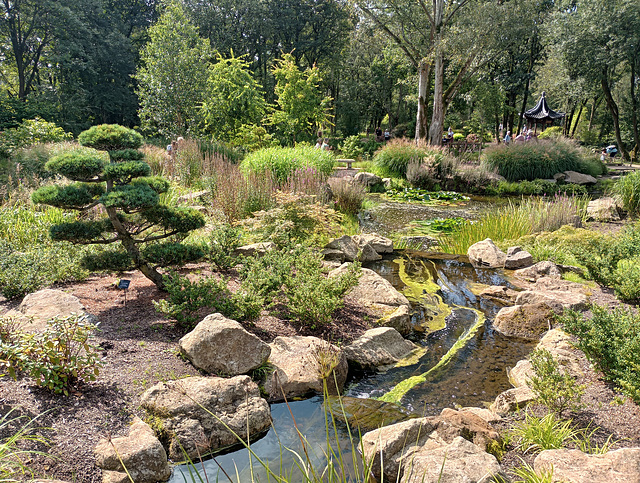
233;242;275;257
94;417;171;483
6;289;89;333
354;171;383;187
400;235;438;251
343;327;418;370
327;396;419;432
563;170;598;185
493;303;557;340
321;248;345;262
554;172;567;181
587;197;622;222
537;329;583;378
490;386;536;416
352;233;394;254
378;304;412;335
401;436;501;483
534;447;640;483
325;235;359;262
478;286;519;304
438;408;501;449
509;359;534;388
515;290;588;311
177;190;209;203
263;336;348;399
179;313;271;376
140;376;271;460
504;246;534;270
467;239;506;268
513;261;561;281
382;177;392;188
359;242;382;262
534;276;588;293
459;407;502;424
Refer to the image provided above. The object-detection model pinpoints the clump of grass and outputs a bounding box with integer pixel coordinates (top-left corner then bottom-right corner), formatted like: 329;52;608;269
481;138;604;181
611;171;640;216
0;409;49;481
511;412;578;453
241;145;335;183
329;179;366;216
373;138;445;178
437;195;587;254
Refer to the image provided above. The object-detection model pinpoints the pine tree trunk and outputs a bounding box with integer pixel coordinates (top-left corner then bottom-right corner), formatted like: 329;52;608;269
415;60;431;140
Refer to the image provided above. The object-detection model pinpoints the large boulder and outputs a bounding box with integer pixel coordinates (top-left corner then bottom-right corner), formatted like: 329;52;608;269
513;261;562;281
514;289;588;311
586;197;622;222
467;239;506;268
504;246;534;270
534;448;640;483
400;436;501;483
562;170;598;185
263;336;348;399
325;236;359;262
233;242;275;257
354;171;383;187
478;286;519;305
342;327;418;370
94;418;171;483
140;376;271;460
179;313;271;376
493;303;557;340
352;233;394;254
490;386;536;416
378;304;413;335
6;289;90;332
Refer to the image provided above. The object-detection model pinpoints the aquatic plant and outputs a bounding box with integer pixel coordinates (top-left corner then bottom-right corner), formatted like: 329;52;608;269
385;188;469;204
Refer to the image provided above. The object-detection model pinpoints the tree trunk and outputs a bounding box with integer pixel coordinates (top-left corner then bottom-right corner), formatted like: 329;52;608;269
415;60;431;140
630;60;640;159
602;69;628;161
428;48;445;145
571;99;586;138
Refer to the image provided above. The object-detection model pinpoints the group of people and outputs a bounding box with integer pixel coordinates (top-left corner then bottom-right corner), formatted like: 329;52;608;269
503;128;537;145
166;136;184;157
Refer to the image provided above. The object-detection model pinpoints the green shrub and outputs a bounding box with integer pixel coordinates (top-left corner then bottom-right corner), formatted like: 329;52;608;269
0;118;72;154
537;126;563;140
339;135;365;160
481;139;592;181
488;179;588;197
560;304;640;402
529;348;585;416
330;179;366;216
240;145;335;183
2;314;102;395
209;224;241;270
373;139;443;178
611;171;640;215
511;412;578;453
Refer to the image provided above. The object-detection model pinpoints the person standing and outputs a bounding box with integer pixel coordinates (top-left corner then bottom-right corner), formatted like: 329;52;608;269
504;131;511;145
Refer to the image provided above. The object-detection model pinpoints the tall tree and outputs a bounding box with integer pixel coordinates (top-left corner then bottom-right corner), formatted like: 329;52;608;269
135;0;210;137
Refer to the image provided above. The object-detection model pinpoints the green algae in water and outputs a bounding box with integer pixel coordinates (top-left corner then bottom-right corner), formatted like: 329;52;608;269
378;309;486;404
396;257;451;333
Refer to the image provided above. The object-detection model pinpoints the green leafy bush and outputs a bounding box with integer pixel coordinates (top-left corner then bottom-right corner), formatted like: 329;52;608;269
560;304;640;402
1;314;102;395
209;224;241;270
529;348;585;416
611;171;640;216
481;139;603;181
537;126;562;140
339;135;365;160
240;145;335;183
486;179;588;197
0;118;72;154
373;139;444;178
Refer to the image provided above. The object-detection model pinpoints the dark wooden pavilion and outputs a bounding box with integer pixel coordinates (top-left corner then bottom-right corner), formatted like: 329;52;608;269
524;92;565;133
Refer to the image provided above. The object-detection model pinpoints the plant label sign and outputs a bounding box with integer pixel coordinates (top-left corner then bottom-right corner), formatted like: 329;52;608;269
118;279;131;290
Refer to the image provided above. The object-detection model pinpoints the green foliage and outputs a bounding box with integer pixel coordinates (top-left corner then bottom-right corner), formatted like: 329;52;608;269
141;243;204;267
408;217;467;235
266;53;332;145
82;249;135;272
0;409;48;480
201;52;266;140
144;205;206;233
78;124;143;152
373;139;444;178
513;225;602;267
486;179;588;197
511;412;578;453
209;224;241;270
560;304;640;403
1;314;102;395
330;179;366;216
385;188;469;204
154;272;261;328
529;348;585;416
135;0;210;137
481;139;603;181
339;135;365;160
50;219;112;243
45;150;106;180
239;249;295;301
0;118;72;154
31;183;106;209
102;160;151;184
231;124;278;153
536;126;562;140
100;184;159;209
611;171;640;215
8;144;53;180
109;149;146;162
511;462;555;483
241;145;335;183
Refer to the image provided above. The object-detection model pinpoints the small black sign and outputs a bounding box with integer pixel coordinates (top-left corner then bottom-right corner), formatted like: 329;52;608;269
117;279;131;290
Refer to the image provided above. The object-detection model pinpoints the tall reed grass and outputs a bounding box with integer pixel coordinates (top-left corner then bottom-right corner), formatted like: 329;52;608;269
611;171;640;216
437;195;588;254
241;146;335;183
373;139;445;178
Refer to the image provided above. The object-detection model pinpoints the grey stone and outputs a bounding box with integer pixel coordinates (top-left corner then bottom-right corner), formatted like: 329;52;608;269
354;171;383;187
467;239;506;268
179;313;271;376
587;197;622;222
491;386;536;416
378;305;413;335
343;327;418;370
515;289;588;311
325;235;359;262
513;261;562;281
321;248;345;262
563;170;598;185
263;336;348;399
352;233;394;254
140;376;271;460
233;242;275;257
504;247;534;269
94;417;171;483
493;303;557;340
535;447;640;483
177;190;209;203
358;243;382;262
478;286;519;304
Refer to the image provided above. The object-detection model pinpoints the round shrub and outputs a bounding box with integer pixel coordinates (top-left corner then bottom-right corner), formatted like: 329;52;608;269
45;151;106;180
78;124;143;152
240;145;335;183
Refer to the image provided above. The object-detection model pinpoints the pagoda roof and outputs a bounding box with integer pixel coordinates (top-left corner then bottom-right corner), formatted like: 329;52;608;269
524;92;565;120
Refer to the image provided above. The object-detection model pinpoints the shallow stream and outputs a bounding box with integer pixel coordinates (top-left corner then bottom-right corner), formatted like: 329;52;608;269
171;198;534;482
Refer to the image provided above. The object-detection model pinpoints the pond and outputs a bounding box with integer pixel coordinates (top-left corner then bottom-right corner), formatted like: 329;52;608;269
170;247;534;482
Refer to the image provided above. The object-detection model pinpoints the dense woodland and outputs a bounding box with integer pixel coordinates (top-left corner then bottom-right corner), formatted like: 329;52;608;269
0;0;639;158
